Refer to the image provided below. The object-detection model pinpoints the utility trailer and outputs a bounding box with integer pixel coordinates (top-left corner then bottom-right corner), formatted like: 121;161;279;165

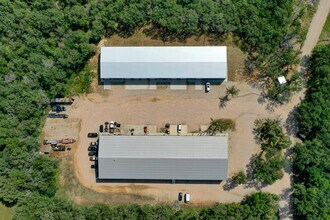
48;113;68;119
59;138;76;144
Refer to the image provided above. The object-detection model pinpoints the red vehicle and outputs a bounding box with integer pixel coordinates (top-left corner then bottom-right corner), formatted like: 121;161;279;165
59;138;76;144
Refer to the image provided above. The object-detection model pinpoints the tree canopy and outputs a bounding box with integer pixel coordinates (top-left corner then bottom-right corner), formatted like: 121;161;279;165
293;44;330;219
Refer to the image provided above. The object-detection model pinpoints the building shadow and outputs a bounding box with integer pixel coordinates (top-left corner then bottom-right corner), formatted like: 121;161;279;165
99;78;225;87
96;178;222;185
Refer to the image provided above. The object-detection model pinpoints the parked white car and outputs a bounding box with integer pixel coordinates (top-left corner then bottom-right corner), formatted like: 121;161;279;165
205;82;211;92
177;124;182;133
184;193;190;204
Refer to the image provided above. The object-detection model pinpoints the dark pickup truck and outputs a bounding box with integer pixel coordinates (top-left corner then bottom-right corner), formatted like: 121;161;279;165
88;146;97;151
52;105;66;112
87;133;98;138
48;113;68;119
53;146;65;151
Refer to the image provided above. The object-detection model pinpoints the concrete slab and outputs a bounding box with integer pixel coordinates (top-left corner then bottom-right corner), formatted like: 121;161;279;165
169;124;187;135
195;80;203;90
149;80;157;90
125;80;149;90
170;80;187;90
102;80;112;90
200;125;209;132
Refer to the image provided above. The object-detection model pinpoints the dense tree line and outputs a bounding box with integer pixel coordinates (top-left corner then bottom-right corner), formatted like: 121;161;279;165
0;0;315;218
13;192;279;220
293;44;330;219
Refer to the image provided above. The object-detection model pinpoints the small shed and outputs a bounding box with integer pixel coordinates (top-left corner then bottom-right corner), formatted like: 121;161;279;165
277;76;287;85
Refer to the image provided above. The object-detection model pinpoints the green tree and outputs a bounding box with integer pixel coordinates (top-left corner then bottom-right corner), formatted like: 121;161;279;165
226;85;240;99
254;154;287;185
233;171;248;185
208;118;236;135
242;192;279;219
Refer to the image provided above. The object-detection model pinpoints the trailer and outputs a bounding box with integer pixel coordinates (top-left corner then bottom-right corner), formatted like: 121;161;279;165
43;139;58;145
48;113;68;119
59;138;76;144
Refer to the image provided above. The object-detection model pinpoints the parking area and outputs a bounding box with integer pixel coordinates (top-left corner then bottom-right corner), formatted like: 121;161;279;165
41;80;290;205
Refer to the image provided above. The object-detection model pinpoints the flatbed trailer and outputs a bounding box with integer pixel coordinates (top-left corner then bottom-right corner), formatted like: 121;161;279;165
51;97;74;105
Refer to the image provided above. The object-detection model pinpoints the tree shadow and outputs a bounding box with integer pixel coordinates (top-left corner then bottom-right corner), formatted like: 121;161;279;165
244;153;268;190
300;55;310;68
143;26;191;44
284;105;300;137
256;89;283;112
283;147;293;174
218;95;229;108
222;176;239;191
206;33;230;45
0;198;17;208
278;187;293;219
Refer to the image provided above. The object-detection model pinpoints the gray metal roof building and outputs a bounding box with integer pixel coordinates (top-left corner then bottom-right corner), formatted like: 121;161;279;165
97;135;228;182
100;46;227;80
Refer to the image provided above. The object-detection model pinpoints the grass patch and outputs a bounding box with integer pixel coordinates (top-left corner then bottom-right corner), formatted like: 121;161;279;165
319;13;330;44
0;203;15;220
66;67;93;95
296;1;318;44
56;155;154;205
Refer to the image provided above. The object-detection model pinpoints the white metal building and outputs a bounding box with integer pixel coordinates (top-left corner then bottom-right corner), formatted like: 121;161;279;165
97;135;228;182
100;46;227;80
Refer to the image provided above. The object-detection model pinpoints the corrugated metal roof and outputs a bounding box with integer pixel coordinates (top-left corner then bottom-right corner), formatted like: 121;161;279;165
98;135;228;180
100;46;227;79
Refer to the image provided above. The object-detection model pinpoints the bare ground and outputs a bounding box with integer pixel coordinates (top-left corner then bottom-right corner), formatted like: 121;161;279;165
62;79;295;206
42;33;293;206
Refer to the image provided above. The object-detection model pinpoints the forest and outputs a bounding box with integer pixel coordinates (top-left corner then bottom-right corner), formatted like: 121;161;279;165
0;0;318;219
293;44;330;219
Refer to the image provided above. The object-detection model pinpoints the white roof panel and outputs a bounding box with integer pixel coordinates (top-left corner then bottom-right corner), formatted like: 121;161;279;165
100;46;227;79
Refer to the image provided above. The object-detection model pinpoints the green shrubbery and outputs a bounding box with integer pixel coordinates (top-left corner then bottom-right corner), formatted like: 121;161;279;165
208;118;236;134
252;118;291;185
13;192;279;220
293;44;330;219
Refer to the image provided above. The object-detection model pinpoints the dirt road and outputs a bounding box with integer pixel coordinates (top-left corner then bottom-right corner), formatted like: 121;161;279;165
279;1;330;219
300;0;330;57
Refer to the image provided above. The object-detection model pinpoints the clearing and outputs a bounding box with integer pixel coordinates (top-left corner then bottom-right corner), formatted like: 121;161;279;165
43;33;294;209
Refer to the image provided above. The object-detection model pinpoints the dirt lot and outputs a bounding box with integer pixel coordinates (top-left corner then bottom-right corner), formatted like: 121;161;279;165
42;80;294;207
42;33;294;208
